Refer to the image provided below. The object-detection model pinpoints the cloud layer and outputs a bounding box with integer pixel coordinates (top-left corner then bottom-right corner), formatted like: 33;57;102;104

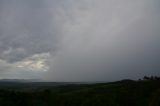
0;0;160;81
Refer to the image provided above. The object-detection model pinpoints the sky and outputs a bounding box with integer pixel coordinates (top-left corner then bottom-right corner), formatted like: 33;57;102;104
0;0;160;81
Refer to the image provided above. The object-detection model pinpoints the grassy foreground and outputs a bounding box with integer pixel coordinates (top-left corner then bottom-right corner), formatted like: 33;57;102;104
0;80;160;106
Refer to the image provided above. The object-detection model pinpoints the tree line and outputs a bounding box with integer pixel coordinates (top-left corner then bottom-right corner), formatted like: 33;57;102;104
143;76;160;81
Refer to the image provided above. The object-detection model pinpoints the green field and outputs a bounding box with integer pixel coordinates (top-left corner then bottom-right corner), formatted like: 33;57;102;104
0;79;160;106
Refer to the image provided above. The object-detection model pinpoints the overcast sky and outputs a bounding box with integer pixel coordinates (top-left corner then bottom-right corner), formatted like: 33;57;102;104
0;0;160;81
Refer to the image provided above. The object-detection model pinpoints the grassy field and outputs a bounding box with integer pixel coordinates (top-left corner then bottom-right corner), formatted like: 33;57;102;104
0;79;160;106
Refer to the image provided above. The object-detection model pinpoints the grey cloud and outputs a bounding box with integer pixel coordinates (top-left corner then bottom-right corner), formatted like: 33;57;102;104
0;0;160;81
46;0;160;81
0;0;62;63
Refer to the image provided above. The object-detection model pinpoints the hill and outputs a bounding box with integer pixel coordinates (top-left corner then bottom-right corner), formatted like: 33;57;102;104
0;80;159;106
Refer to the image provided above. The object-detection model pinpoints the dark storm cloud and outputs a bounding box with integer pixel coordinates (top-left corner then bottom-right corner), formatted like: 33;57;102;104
46;0;160;81
0;0;160;81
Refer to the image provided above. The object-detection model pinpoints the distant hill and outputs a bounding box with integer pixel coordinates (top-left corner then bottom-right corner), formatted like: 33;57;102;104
0;79;42;82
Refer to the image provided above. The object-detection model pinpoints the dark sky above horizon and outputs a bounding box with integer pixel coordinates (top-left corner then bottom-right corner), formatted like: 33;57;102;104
0;0;160;81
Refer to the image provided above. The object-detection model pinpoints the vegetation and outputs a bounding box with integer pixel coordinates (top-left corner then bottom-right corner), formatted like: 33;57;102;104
0;77;160;106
